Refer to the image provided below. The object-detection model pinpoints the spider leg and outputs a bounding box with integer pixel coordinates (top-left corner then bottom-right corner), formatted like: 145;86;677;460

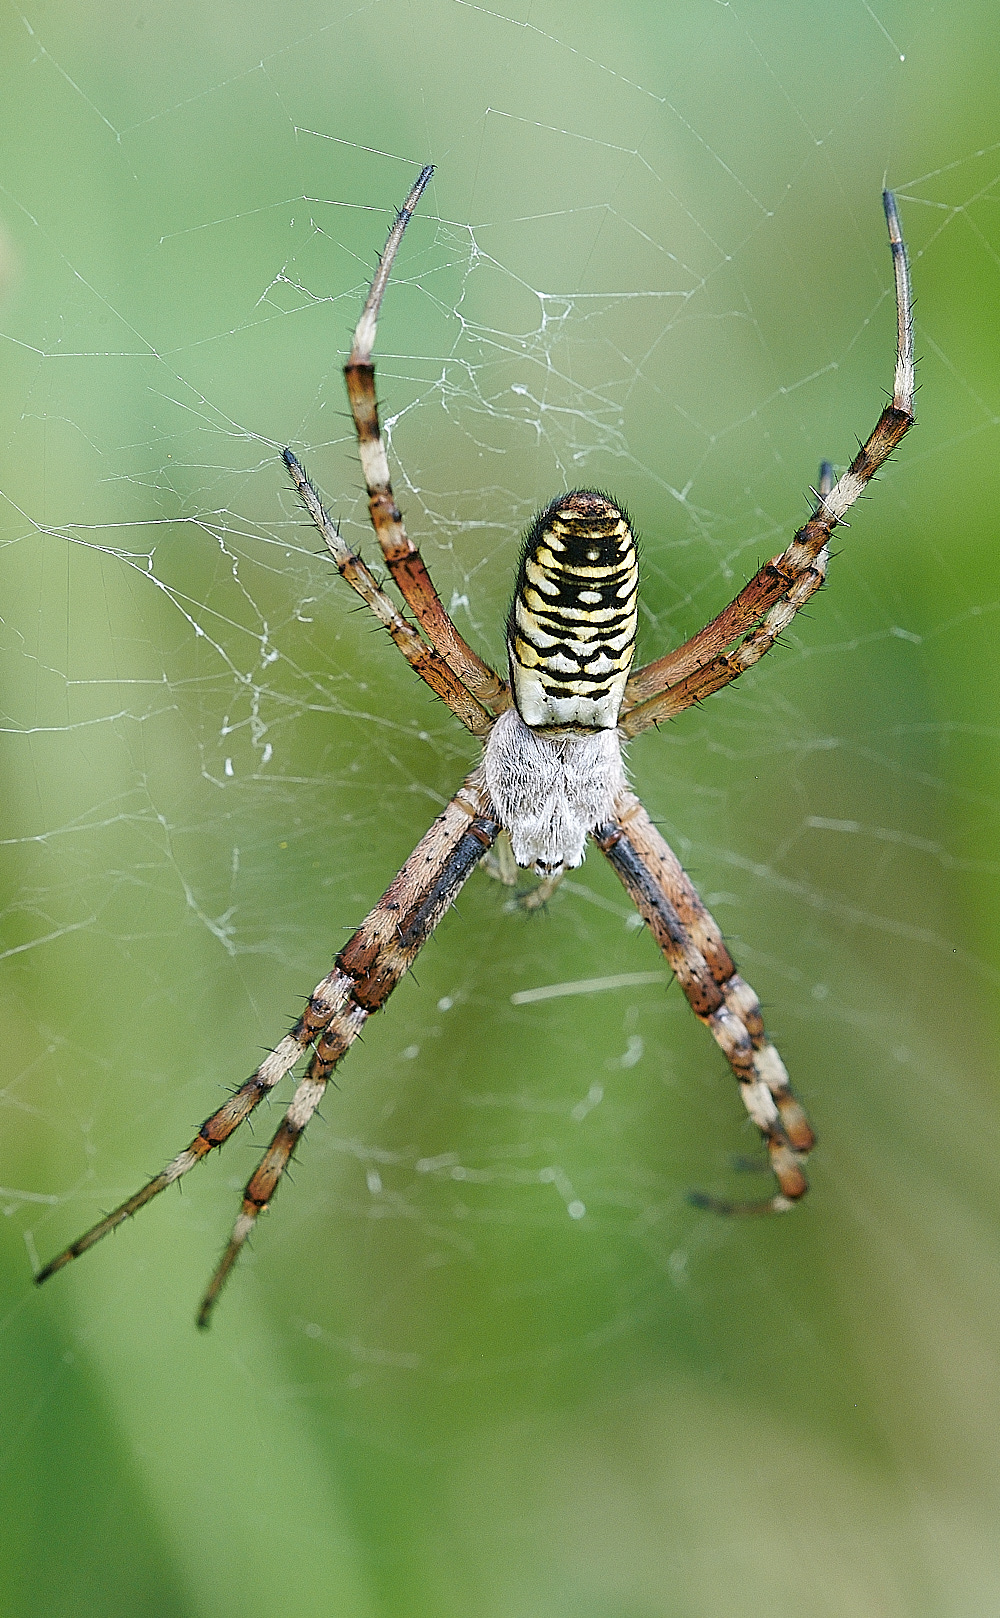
621;535;832;727
621;191;914;737
594;792;812;1212
284;450;493;737
197;770;499;1325
35;774;499;1315
340;166;509;715
647;455;833;719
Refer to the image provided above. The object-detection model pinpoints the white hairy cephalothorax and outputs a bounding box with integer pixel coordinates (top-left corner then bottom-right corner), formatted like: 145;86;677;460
483;704;627;874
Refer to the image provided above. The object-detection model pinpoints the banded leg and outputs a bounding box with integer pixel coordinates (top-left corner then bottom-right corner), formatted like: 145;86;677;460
35;774;499;1316
594;798;811;1211
284;448;493;737
635;460;835;723
196;774;499;1325
341;165;509;715
622;532;831;729
622;190;914;736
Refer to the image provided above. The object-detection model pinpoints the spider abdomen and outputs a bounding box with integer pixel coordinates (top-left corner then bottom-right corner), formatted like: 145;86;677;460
507;490;638;730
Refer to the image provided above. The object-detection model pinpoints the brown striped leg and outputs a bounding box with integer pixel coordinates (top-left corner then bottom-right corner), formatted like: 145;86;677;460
35;774;499;1315
34;981;355;1286
622;191;914;736
632;462;837;721
622;537;831;731
316;165;508;715
195;773;499;1325
284;449;493;737
593;795;811;1212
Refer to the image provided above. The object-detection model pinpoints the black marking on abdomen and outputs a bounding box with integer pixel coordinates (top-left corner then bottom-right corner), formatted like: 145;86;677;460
507;490;639;729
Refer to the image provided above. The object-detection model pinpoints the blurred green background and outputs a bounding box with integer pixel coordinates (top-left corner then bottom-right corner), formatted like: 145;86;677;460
1;3;998;1615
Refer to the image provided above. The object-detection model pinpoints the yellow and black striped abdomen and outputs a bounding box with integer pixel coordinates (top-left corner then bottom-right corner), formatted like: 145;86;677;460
507;490;638;730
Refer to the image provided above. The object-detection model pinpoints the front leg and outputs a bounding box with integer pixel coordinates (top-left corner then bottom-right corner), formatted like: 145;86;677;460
621;191;914;735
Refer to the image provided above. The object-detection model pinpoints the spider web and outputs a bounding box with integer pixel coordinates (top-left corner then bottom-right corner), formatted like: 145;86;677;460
1;3;999;1615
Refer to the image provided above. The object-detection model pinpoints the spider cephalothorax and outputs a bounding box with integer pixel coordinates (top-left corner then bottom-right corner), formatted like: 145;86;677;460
36;168;914;1325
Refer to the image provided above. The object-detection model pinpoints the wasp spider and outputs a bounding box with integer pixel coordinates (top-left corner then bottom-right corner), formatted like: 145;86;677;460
36;168;914;1325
